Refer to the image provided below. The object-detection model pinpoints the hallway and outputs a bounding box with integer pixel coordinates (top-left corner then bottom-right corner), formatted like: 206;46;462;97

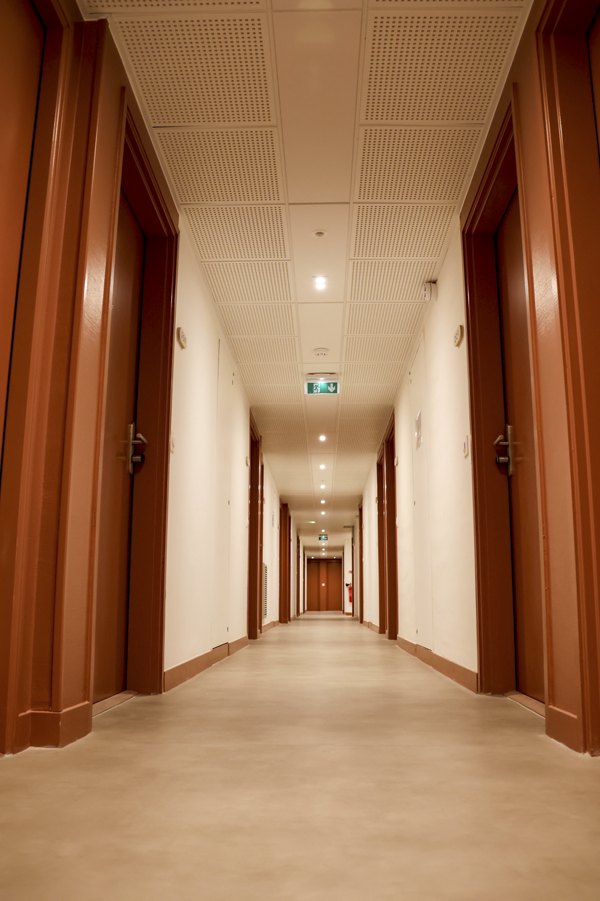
1;616;599;900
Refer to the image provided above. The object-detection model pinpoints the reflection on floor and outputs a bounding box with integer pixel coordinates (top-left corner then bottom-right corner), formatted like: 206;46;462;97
1;613;600;900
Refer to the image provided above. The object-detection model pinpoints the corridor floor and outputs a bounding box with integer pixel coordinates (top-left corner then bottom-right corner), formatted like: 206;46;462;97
1;614;600;900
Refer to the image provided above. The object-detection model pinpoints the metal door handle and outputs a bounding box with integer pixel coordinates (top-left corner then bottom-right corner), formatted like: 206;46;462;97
494;424;514;476
127;423;148;475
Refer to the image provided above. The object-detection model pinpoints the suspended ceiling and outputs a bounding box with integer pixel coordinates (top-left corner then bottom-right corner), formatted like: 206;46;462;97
79;0;532;553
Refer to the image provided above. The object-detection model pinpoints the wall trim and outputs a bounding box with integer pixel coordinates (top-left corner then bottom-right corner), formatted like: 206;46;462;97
163;637;250;692
363;620;383;634
262;620;279;633
397;637;478;693
17;702;92;749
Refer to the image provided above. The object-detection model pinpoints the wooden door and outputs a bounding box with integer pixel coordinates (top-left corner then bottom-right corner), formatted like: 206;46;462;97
589;11;600;154
326;560;343;611
496;191;545;703
247;423;262;639
0;0;44;455
93;192;145;703
307;559;320;611
376;454;387;633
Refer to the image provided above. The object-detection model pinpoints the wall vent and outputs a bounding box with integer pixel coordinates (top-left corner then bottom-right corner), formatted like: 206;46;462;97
263;563;268;620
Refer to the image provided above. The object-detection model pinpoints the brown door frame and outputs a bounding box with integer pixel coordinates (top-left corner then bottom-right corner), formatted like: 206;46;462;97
376;450;387;634
358;504;364;623
537;0;600;752
463;111;543;696
296;535;301;617
247;417;262;640
279;502;291;623
383;419;399;640
99;111;177;696
377;417;399;640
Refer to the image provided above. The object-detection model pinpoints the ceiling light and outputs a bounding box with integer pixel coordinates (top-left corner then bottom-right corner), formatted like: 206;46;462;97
320;499;326;505
321;529;326;533
313;275;328;291
307;520;316;524
319;434;326;442
319;464;326;471
320;483;326;490
321;511;326;516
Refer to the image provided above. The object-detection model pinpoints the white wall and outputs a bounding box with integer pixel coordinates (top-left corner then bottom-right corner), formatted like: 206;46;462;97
395;216;477;671
361;460;379;626
262;460;280;625
164;223;250;670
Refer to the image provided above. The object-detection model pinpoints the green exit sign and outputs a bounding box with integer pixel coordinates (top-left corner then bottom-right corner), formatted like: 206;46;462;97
319;535;328;541
305;380;339;395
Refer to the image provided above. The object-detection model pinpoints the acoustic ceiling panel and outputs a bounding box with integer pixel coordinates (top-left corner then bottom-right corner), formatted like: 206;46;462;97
85;1;265;9
339;383;398;404
217;304;296;336
351;204;455;259
363;12;521;123
245;384;304;404
356;126;482;202
342;361;407;384
237;362;299;384
185;206;289;260
157;129;283;203
344;335;412;361
203;262;292;304
349;259;437;302
346;303;426;336
114;15;273;126
228;335;297;362
370;1;524;6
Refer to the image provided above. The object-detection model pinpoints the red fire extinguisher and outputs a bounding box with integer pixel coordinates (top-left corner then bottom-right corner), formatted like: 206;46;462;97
347;584;353;609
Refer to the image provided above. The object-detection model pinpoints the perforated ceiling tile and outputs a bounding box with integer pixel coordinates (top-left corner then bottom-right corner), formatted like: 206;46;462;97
349;260;437;302
217;304;296;336
363;12;521;123
203;262;292;304
346;303;427;335
228;335;297;362
245;384;303;405
352;204;455;259
340;383;398;404
370;1;524;6
114;16;273;126
237;362;299;384
85;1;265;10
157;129;282;203
185;206;288;260
344;335;412;361
342;361;406;385
339;403;392;422
357;127;482;202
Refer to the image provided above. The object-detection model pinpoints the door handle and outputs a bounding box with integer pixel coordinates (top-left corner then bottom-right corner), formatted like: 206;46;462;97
127;422;148;475
494;424;514;476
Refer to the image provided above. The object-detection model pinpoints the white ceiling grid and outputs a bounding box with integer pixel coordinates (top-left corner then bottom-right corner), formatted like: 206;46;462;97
80;0;531;552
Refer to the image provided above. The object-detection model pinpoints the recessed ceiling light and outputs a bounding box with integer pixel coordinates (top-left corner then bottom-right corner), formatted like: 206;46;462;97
307;520;316;524
313;275;327;291
319;464;326;470
320;499;326;505
320;511;326;516
320;483;326;490
319;434;326;442
321;529;326;533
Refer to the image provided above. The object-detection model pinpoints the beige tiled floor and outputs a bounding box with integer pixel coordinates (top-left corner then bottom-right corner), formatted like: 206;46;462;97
1;613;600;900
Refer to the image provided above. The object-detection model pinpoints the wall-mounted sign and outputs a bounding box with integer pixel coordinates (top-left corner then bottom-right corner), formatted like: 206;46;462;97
305;380;339;395
319;535;328;541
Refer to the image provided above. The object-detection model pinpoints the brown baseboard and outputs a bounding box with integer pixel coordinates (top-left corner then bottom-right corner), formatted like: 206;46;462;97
93;691;137;718
261;620;278;632
397;637;478;693
164;636;249;692
25;701;92;748
546;704;584;752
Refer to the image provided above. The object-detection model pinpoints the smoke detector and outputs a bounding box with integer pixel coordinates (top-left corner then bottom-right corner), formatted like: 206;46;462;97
312;347;330;359
423;281;438;303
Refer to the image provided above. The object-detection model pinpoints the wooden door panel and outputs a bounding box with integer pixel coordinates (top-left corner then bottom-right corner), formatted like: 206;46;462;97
496;192;544;703
0;0;44;448
589;12;600;155
94;192;144;703
307;559;319;611
327;560;343;611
